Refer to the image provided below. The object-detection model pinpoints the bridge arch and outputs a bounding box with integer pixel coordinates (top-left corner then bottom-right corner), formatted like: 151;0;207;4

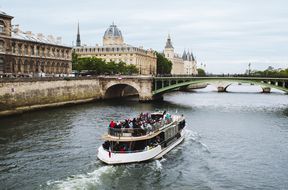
104;83;140;99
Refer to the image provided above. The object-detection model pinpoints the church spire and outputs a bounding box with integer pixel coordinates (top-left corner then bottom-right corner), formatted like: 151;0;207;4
165;34;174;49
76;22;81;47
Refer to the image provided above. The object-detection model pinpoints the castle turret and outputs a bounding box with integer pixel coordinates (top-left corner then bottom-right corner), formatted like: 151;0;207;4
164;34;174;59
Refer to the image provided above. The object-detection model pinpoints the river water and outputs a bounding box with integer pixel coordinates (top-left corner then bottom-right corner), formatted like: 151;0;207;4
0;85;288;190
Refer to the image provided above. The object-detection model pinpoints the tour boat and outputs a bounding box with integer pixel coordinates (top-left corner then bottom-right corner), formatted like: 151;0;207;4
97;111;186;164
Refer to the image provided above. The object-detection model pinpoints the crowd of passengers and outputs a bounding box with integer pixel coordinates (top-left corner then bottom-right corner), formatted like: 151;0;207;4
108;111;173;136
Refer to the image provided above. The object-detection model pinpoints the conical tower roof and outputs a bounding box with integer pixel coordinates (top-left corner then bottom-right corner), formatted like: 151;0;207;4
165;34;174;49
182;50;187;60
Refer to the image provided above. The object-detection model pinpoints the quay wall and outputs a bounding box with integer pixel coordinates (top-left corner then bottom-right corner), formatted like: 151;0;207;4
0;76;154;117
0;78;103;116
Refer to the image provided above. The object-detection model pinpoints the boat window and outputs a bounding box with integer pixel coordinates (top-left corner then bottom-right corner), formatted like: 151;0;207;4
103;140;148;153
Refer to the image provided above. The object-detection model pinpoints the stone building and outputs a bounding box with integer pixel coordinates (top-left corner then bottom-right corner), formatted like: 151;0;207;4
163;35;198;75
0;11;72;76
73;23;157;75
182;50;198;75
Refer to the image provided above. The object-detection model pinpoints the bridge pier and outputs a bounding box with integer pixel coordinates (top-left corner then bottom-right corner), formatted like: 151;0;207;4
262;87;271;93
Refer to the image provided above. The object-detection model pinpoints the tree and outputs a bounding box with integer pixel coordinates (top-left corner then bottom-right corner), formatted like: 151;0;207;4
250;67;288;77
197;68;206;76
75;56;138;75
155;52;172;75
72;50;80;71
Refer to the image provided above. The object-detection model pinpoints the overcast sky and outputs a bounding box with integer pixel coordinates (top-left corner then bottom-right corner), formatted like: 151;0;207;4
1;0;288;74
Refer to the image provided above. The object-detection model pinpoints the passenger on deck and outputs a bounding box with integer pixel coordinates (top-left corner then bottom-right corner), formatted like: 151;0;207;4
124;119;129;128
115;121;122;129
128;120;133;128
109;121;116;128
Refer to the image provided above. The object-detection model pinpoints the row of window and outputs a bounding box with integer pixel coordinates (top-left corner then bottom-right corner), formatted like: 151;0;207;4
75;46;148;54
13;64;69;74
10;43;70;59
15;60;69;67
91;53;134;57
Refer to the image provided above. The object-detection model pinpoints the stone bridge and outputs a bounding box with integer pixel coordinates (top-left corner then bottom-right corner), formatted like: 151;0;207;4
99;76;154;101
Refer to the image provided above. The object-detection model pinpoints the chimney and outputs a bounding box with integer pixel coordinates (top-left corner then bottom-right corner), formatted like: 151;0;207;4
47;35;55;43
12;24;20;34
56;37;62;44
25;31;33;38
37;33;44;41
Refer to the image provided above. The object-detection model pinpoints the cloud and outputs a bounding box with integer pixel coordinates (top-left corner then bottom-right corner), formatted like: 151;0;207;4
1;0;288;73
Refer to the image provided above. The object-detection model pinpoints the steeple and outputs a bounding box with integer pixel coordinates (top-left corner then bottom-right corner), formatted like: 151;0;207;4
165;34;174;49
187;51;191;61
76;22;81;47
182;50;187;60
191;52;195;61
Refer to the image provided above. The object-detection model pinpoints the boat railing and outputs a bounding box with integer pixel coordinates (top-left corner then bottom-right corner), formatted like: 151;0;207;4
108;120;173;137
108;128;146;137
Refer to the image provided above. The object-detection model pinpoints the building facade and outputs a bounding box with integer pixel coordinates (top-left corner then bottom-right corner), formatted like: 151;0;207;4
0;11;72;76
182;50;198;75
73;23;157;75
163;35;198;75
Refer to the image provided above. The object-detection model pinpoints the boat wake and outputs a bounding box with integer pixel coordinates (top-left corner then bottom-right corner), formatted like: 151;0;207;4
45;165;115;190
184;129;210;153
154;160;163;171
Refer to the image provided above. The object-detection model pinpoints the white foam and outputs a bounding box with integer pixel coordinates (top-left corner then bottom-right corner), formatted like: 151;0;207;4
154;160;162;171
47;166;114;190
184;129;201;142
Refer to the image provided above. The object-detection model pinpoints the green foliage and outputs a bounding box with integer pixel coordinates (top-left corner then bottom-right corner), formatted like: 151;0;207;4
251;67;288;77
156;52;172;74
72;50;79;71
72;56;138;75
197;68;206;76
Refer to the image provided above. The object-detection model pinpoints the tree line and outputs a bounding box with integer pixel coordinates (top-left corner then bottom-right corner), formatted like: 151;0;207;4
250;66;288;77
72;51;138;75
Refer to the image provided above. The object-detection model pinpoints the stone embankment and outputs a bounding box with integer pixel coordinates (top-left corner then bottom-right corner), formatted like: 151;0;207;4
0;77;102;117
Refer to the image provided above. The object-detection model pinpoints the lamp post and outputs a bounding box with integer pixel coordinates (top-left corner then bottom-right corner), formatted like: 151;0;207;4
248;63;251;75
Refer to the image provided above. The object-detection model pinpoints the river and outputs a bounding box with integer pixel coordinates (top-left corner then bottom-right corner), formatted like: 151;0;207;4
0;85;288;190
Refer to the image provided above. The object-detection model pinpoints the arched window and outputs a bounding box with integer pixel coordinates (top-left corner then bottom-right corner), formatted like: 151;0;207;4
18;44;22;55
41;47;45;57
24;60;29;73
36;46;39;56
30;61;34;73
24;45;28;55
30;45;34;55
0;20;4;33
47;48;51;57
0;40;4;52
0;58;4;73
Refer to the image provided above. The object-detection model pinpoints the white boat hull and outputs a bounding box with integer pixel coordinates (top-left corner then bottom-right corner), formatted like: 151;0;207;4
97;130;185;164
